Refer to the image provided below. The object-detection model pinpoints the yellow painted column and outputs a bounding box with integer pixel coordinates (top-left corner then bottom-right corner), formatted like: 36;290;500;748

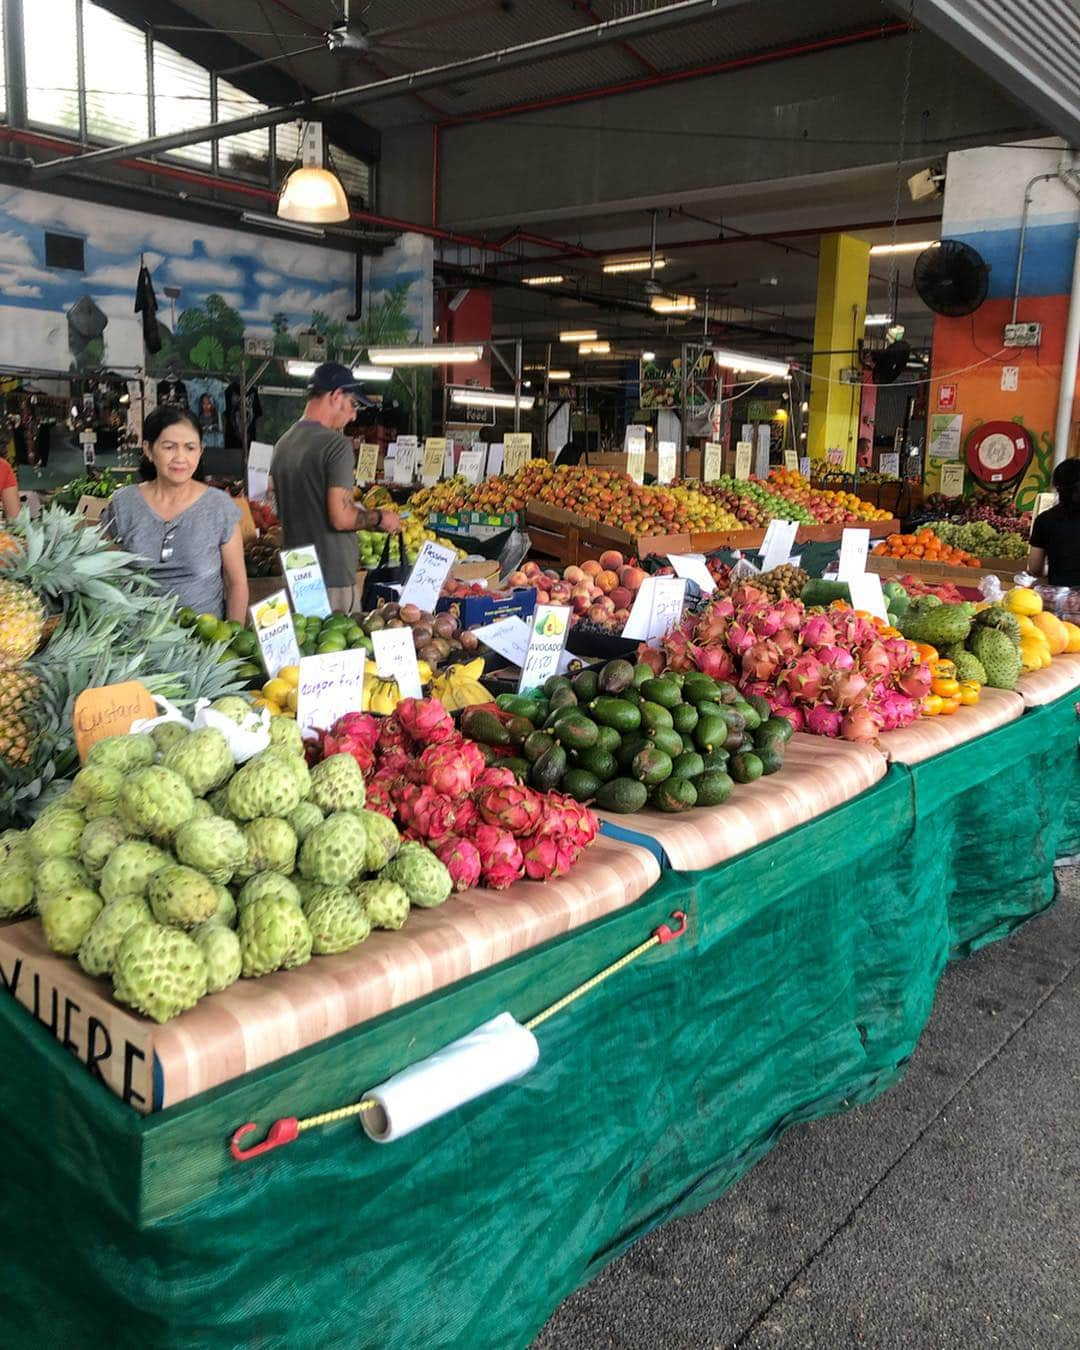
808;233;870;472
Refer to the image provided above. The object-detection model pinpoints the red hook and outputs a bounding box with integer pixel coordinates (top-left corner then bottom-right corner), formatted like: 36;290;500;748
653;910;687;944
230;1116;300;1162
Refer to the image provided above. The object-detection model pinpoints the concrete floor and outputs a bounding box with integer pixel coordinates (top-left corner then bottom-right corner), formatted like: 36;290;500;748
535;868;1080;1350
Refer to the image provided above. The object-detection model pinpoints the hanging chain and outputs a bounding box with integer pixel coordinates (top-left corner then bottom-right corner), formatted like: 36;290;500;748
887;0;919;306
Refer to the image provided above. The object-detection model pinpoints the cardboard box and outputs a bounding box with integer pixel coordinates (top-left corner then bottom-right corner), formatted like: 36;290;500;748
436;586;537;628
77;495;108;523
452;560;500;585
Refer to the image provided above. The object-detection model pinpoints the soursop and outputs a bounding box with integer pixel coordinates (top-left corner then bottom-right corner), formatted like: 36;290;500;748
151;721;191;755
78;896;152;978
86;733;156;774
302;885;371;955
191;923;242;993
79;816;131;878
119;766;196;842
975;604;1022;644
268;717;305;756
208;696;255;726
299;811;367;886
381;842;452;910
288;800;324;842
28;809;84;860
112;922;208;1023
227;755;302;820
969;625;1022;690
237;871;302;909
0;855;35;918
954;651;988;684
235;817;298;880
99;840;171;903
34;857;90;904
148;864;219;929
173;815;247;885
309;754;366;813
902;602;972;647
238;895;313;977
163;728;235;797
40;887;104;956
355;878;411;931
359;809;400;872
69;764;123;811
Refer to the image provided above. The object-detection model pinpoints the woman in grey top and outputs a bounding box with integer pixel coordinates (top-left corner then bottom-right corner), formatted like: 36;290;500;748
102;405;249;621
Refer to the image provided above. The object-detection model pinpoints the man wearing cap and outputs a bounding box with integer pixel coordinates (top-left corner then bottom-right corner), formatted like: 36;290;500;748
271;362;401;614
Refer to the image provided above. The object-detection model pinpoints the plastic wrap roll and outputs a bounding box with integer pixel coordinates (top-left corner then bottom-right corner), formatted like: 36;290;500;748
361;1012;539;1144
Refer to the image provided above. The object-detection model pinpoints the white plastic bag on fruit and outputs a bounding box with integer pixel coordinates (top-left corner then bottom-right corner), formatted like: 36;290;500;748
129;695;194;738
191;699;271;763
979;574;1004;603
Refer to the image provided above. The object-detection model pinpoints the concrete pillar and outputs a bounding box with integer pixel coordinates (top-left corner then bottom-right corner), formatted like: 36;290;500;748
808;233;870;472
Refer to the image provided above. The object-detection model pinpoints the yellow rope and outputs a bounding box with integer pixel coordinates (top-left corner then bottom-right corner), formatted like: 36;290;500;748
297;1099;378;1132
525;933;661;1031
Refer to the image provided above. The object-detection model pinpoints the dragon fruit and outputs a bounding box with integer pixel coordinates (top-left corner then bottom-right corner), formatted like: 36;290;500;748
857;640;891;680
477;784;544;837
396;698;456;747
815;645;856;672
419;737;486;799
829;670;869;709
841;705;883;743
801;615;837;649
689;643;736;681
725;622;756;657
433;835;482;891
474;766;518;790
806;704;843;737
774;598;804;631
874;690;921;732
897;663;932;698
743;640;783;682
473;824;525;890
750;609;783;638
658;629;692;673
521;832;576;881
694;607;730;647
883;637;918;672
539;793;599;851
779;652;828;703
377;714;409;755
321;713;380;772
398;786;463;843
773;629;802;662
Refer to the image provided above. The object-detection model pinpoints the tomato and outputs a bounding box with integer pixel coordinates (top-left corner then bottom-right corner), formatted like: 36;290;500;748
938;695;961;716
958;684;980;706
921;694;944;717
931;676;961;698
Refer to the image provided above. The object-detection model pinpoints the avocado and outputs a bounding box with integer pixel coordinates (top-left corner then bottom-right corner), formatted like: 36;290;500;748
543;674;573;697
640;677;682;709
503;714;536;746
631;746;674;787
460;708;511;746
591;696;642;733
746;694;773;723
548;685;578;711
730;752;764;784
501;757;530;780
681;675;719;702
670;750;705;780
496;693;546;721
632;662;655;688
571;668;600;702
651;777;698;812
671;702;699;736
714;682;740;704
615;734;650;772
563;768;601;802
732;699;761;730
595;724;622;755
576;746;618;782
649;727;684;758
700;748;730;773
595;777;649;813
529;744;568;792
756;745;785;776
523;730;555;764
597;658;636;695
552;713;600;752
694;715;729;754
759;715;795;743
695;769;735;806
639;700;675;732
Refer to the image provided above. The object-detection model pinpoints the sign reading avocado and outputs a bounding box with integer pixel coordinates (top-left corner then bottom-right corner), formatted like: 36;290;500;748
518;604;572;694
280;545;332;619
250;589;300;679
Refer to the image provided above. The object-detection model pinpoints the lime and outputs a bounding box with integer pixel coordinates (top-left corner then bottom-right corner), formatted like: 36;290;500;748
317;634;348;653
176;607;197;628
236;661;263;680
230;631;257;659
323;614;351;630
212;620;233;644
196;614;221;643
301;640;317;656
226;619;245;637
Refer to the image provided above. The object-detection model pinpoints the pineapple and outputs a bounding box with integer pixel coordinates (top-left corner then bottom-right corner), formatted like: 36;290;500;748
0;579;45;668
0;668;38;768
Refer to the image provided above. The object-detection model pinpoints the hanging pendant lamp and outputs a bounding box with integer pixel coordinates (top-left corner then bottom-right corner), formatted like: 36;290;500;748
278;123;349;225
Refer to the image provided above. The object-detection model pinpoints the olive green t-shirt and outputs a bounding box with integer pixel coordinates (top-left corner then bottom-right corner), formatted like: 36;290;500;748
271;420;357;587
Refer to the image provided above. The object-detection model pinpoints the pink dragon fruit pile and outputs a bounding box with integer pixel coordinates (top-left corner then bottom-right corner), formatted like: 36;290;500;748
650;584;929;742
312;700;599;891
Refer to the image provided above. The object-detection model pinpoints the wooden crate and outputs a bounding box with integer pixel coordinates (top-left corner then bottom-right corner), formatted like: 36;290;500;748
868;555;992;586
690;519;900;554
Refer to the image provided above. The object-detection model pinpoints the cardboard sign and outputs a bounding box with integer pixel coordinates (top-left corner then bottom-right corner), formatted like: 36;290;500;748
754;425;771;479
625;425;647;485
836;528;871;583
280;544;332;619
247;441;274;500
73;680;157;762
703;442;723;483
393;436;418;484
421;437;447;487
355;443;379;484
503;433;532;476
250;589;300;679
487;443;505;477
939;462;965;497
666;552;716;596
734;442;753;481
474;615;531;667
372;627;423;700
399;539;458;613
783;450;799;472
295;650;366;740
458;448;485;484
518;604;572;693
657;441;677;484
878;451;900;477
847;571;889;622
622;577;686;645
759;518;799;573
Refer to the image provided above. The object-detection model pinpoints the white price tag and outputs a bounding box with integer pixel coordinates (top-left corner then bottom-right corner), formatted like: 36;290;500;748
657;441;677;484
399;539;458;613
836;528;871;583
280;544;332;619
372;627;423;700
622;576;686;645
247;440;274;500
847;571;889;622
458;448;485;484
444;441;457;479
666;552;716;595
878;451;900;477
703;443;723;482
799;456;810;478
939;462;965;497
734;442;753;481
518;605;572;693
503;433;532;476
783;450;799;472
355;443;379;484
393;436;418;485
759;519;799;573
487;443;505;477
421;438;446;487
625;425;647;485
474;616;531;666
250;589;300;680
295;650;366;740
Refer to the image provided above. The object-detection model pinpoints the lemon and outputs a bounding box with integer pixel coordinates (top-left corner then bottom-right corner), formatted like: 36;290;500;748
277;664;301;688
263;677;290;705
286;688;299;712
251;696;282;715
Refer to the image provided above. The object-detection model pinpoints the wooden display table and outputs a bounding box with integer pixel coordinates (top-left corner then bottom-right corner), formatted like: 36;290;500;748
1015;653;1080;708
874;687;1024;765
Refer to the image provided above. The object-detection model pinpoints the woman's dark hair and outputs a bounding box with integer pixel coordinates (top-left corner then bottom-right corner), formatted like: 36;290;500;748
140;405;204;481
1051;457;1080;513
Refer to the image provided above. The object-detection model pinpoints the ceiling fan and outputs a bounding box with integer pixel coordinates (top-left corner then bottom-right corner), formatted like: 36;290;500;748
154;0;516;80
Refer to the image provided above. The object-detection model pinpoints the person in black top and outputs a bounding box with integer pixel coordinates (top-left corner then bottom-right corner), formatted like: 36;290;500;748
553;435;587;467
1028;459;1080;587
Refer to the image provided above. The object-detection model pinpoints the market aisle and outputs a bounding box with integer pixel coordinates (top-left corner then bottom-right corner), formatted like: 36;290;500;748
536;870;1080;1350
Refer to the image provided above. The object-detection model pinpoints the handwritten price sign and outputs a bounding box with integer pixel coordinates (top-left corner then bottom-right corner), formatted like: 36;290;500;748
295;650;366;739
399;539;458;613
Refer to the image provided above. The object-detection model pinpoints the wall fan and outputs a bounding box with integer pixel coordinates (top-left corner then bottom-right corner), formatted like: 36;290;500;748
913;240;990;318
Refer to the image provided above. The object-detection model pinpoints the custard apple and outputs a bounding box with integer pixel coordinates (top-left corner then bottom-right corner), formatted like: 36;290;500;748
0;855;35;918
359;809;401;873
309;754;366;813
112;922;208;1023
268;717;305;756
34;857;90;904
79;816;131;878
238;895;313;977
192;922;242;993
381;842;452;910
173;815;247;885
303;885;372;955
163;728;235;797
288;800;324;842
85;733;156;774
235;817;298;880
0;829;29;863
28;809;84;861
99;840;171;903
299;811;367;886
69;764;123;810
119;766;196;842
252;746;311;801
208;696;255;725
227;755;302;820
211;884;237;928
355;878;411;931
189;798;215;820
40;886;104;956
151;721;191;755
237;871;302;909
148;864;219;929
78;895;152;978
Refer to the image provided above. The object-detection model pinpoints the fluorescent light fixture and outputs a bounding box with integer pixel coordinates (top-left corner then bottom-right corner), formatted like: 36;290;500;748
642;350;656;362
450;388;535;411
559;329;598;342
285;359;393;382
869;240;937;255
650;294;697;314
522;274;565;286
241;210;326;239
523;363;548;371
603;257;666;274
712;347;790;378
367;345;483;365
547;369;572;380
579;340;611;355
800;401;809;412
278;124;349;224
864;313;894;327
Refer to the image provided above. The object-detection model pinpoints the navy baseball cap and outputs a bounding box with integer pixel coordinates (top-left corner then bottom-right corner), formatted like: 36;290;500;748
309;361;373;405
